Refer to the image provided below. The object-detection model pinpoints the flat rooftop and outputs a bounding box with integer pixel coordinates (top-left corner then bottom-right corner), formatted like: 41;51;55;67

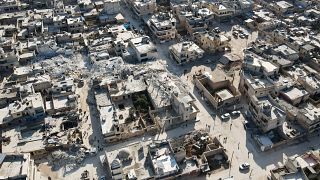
105;141;154;179
0;154;30;179
283;87;308;101
244;73;274;90
257;96;286;120
216;89;234;101
300;103;320;122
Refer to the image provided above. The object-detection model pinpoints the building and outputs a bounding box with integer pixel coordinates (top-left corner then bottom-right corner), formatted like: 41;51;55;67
270;150;320;180
185;16;208;36
280;87;309;106
66;17;84;33
1;93;45;127
297;74;320;97
0;153;35;179
243;54;280;78
297;103;320;134
171;91;199;122
0;0;20;13
272;44;299;61
194;31;230;53
0;49;19;71
131;0;157;17
249;95;286;133
146;13;176;42
149;141;180;179
129;36;158;62
146;71;199;130
206;2;234;22
194;73;241;110
239;72;276;100
239;72;286;132
272;1;294;15
169;41;204;64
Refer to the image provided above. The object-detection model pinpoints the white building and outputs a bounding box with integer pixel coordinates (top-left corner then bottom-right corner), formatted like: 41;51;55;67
194;31;230;53
243;54;279;78
131;0;157;17
249;95;286;133
0;49;18;70
66;17;84;33
129;36;158;62
297;103;320;134
169;41;204;64
147;13;176;42
1;93;45;125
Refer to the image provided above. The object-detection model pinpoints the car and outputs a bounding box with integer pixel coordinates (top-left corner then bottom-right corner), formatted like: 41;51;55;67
232;31;239;38
214;27;221;33
243;120;249;130
221;113;230;120
231;110;241;116
239;163;250;170
239;33;246;39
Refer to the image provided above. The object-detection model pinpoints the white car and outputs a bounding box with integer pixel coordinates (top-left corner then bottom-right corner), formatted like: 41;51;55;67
239;163;250;170
231;110;241;116
221;113;230;120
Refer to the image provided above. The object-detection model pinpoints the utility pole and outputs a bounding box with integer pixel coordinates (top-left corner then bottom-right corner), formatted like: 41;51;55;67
228;151;234;177
249;169;253;179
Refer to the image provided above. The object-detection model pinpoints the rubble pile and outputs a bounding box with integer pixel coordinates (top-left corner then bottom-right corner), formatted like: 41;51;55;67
48;148;86;173
36;54;88;78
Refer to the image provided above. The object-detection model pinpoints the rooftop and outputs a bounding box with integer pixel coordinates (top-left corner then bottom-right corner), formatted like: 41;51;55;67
257;96;286;120
0;153;31;179
130;36;157;55
300;103;320;122
244;73;274;90
170;41;204;55
282;87;308;101
216;89;234;101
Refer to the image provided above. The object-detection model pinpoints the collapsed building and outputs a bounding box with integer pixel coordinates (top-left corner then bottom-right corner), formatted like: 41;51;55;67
101;130;229;179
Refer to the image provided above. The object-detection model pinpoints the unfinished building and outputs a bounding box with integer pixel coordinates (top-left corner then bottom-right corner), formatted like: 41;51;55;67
95;75;158;143
194;72;241;110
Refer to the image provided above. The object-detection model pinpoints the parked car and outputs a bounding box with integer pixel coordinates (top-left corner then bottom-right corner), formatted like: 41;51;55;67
239;163;250;170
214;27;221;33
243;120;249;130
221;113;231;120
239;33;246;39
232;31;239;38
231;110;241;116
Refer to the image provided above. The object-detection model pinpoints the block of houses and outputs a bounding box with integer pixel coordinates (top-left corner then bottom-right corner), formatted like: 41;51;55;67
96;75;158;143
